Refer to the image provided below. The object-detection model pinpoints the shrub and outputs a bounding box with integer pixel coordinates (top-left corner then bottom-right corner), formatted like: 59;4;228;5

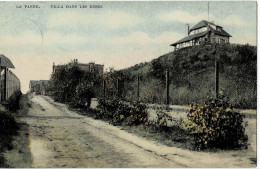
149;110;175;127
97;99;148;126
49;60;102;107
0;111;18;152
74;82;95;107
111;101;131;125
96;99;121;119
125;101;148;126
49;62;85;103
181;96;248;150
5;91;22;111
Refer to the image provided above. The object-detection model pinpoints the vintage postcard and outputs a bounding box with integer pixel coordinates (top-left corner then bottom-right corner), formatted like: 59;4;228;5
0;1;257;168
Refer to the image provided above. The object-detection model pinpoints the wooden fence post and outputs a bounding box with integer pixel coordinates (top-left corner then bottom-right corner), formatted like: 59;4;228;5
116;79;119;99
103;79;106;99
0;58;1;101
4;67;7;101
137;75;140;101
166;69;169;105
215;60;219;98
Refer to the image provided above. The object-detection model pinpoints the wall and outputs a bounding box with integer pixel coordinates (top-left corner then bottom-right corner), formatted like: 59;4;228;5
1;68;21;101
211;34;229;43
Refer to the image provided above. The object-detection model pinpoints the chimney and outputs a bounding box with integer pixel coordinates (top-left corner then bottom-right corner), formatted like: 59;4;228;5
186;24;190;35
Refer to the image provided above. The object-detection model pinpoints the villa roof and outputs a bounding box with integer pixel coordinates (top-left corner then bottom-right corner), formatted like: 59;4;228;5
209;26;231;37
171;31;208;46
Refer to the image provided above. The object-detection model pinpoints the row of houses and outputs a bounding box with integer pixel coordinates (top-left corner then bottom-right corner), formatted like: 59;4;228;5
29;80;49;95
29;61;104;94
52;61;104;76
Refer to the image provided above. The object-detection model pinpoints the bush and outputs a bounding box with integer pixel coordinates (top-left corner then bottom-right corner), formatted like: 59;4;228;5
49;60;102;107
97;99;148;126
5;91;22;111
0;111;18;152
125;101;148;126
111;101;131;125
149;110;175;128
96;99;121;120
181;96;248;150
49;62;85;103
74;82;95;107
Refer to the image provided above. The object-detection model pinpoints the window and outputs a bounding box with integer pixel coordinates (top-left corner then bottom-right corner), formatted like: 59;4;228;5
218;39;225;43
212;38;216;43
217;27;222;32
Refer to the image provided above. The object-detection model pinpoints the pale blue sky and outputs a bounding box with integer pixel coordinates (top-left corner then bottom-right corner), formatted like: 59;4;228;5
0;1;256;92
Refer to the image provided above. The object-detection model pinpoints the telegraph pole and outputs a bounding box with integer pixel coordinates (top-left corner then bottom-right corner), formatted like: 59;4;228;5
215;60;219;98
166;69;169;105
137;75;140;101
116;79;119;99
103;79;106;99
0;58;1;101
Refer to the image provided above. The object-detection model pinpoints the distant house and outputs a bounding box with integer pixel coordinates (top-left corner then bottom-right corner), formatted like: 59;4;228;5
171;20;231;50
53;61;104;76
29;80;49;95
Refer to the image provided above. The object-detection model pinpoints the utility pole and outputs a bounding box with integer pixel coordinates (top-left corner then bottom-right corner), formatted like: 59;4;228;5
4;67;7;101
103;79;106;99
166;69;169;105
215;60;219;98
116;79;119;99
0;58;1;101
137;76;140;101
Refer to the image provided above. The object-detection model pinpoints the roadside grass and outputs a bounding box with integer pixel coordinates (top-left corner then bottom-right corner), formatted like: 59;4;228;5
3;120;32;168
122;124;194;150
72;107;196;150
0;97;20;167
0;111;18;167
73;105;254;153
16;94;32;117
0;94;33;167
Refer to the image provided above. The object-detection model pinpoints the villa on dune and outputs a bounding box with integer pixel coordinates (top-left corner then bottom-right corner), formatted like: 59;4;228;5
171;20;232;50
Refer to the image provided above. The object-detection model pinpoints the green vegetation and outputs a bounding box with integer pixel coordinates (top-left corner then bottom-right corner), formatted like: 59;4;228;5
115;43;256;109
96;99;148;126
3;94;33;168
5;91;22;112
0;91;22;167
48;60;102;107
181;95;248;150
48;43;254;151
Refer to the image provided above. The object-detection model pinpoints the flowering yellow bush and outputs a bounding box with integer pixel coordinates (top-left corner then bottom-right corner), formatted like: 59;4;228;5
181;96;248;150
126;101;148;126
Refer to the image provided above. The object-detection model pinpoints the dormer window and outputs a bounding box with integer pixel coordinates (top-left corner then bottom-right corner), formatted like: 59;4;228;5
216;27;222;32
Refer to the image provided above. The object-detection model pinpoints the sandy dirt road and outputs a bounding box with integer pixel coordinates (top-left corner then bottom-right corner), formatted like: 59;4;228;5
21;95;256;168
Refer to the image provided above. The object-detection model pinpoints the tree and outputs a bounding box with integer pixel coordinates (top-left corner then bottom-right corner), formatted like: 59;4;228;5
49;60;101;107
75;82;94;108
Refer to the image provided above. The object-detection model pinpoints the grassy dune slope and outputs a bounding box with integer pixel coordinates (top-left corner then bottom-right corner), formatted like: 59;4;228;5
118;43;256;109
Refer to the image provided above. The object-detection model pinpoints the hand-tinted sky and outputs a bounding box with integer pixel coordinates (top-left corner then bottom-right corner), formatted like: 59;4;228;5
0;1;256;93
